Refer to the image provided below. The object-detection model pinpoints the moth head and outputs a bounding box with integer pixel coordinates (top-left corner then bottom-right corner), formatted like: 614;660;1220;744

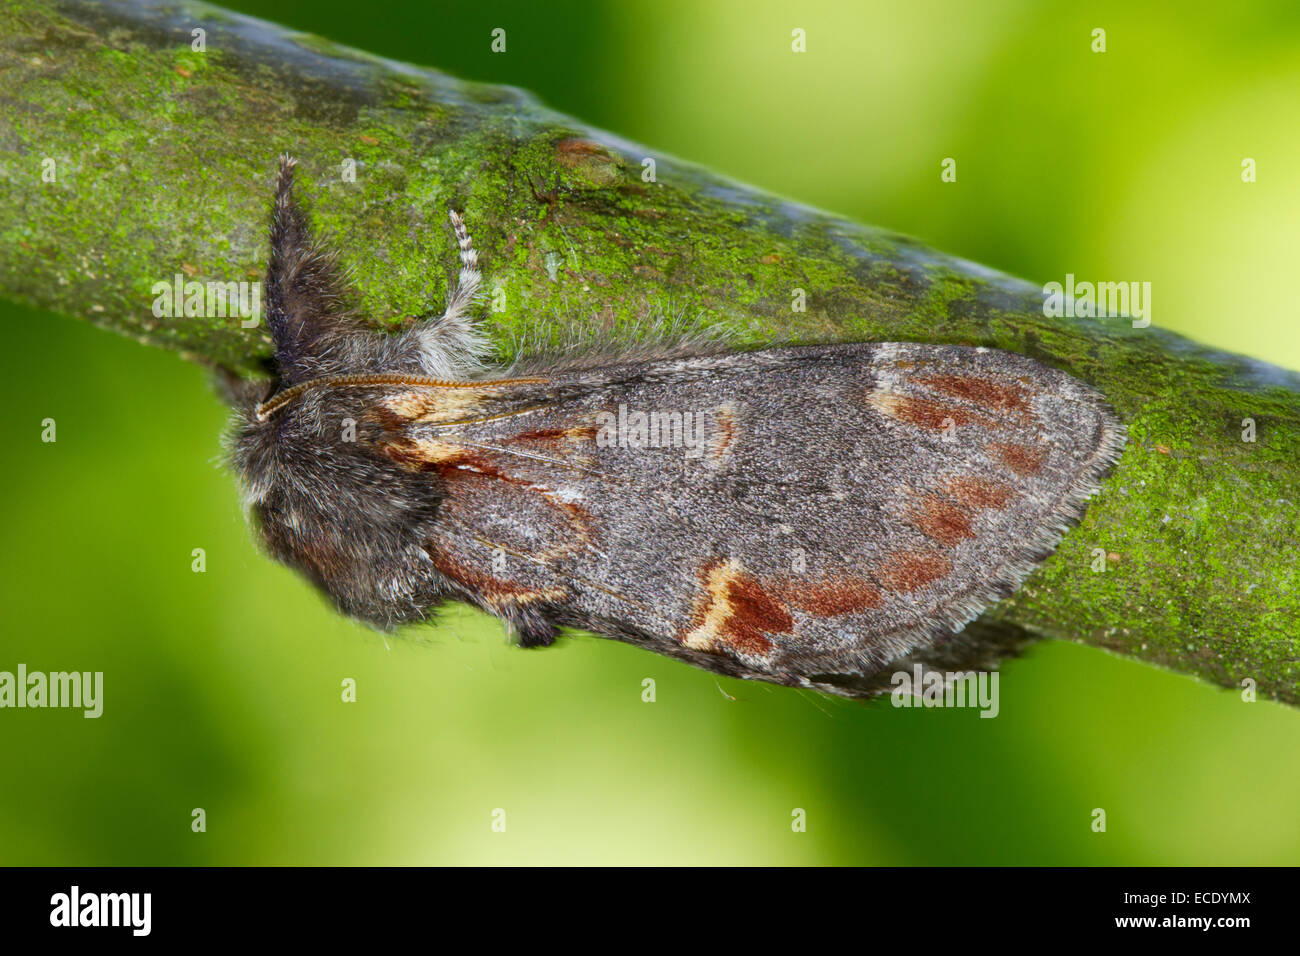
220;380;455;625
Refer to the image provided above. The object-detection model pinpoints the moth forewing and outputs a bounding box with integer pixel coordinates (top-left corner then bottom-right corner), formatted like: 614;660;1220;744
354;344;1123;691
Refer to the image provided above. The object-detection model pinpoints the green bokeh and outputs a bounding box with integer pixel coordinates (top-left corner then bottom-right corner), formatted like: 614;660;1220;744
1;0;1297;865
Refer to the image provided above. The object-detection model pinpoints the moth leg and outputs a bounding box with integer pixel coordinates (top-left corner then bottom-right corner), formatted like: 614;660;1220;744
498;600;561;649
395;210;492;379
265;154;365;382
515;624;558;649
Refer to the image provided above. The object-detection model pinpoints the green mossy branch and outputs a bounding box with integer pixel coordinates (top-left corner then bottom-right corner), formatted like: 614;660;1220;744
3;0;1298;704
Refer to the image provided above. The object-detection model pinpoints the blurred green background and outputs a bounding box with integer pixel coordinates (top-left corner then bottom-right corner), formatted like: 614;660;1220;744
2;0;1298;864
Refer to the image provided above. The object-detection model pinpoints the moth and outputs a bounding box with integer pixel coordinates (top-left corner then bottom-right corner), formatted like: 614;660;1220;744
225;156;1125;697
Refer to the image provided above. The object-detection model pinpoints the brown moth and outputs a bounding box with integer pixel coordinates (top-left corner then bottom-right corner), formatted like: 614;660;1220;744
226;156;1125;697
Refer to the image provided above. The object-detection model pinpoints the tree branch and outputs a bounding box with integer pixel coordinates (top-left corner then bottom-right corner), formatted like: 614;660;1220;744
4;0;1297;704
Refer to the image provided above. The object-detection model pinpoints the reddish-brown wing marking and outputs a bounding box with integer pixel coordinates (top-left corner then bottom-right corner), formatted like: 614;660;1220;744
355;380;582;615
362;342;1123;685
